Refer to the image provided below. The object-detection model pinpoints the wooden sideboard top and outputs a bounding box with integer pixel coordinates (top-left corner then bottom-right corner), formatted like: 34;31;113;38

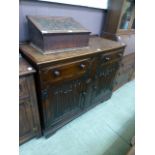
20;37;125;67
19;57;36;76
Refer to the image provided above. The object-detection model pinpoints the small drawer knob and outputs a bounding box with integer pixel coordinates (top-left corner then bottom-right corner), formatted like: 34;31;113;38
53;70;60;76
105;57;110;61
80;64;86;69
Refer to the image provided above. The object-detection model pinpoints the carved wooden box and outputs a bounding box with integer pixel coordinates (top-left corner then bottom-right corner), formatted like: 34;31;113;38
27;16;90;54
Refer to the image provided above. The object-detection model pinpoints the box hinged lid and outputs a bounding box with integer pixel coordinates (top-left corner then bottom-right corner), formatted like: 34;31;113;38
27;16;90;34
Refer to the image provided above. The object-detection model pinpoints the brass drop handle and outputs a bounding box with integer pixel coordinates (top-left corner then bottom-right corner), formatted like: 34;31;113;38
53;70;60;76
80;64;86;69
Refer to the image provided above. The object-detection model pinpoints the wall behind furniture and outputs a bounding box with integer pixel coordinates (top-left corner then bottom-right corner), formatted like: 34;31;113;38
19;1;106;42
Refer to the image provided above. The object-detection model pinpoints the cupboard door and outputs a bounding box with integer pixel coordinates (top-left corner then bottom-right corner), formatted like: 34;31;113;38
91;59;120;104
19;99;36;144
39;58;93;129
41;77;91;128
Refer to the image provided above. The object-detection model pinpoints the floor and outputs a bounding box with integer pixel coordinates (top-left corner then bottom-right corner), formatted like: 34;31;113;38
20;80;135;155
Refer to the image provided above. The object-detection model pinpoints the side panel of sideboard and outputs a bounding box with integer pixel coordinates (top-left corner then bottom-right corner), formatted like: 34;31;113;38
19;75;41;144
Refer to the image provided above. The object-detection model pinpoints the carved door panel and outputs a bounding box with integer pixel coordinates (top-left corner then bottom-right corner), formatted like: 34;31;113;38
42;78;90;128
19;99;36;142
91;59;120;104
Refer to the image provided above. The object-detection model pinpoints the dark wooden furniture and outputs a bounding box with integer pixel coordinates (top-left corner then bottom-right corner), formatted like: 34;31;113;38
19;57;41;145
102;0;135;90
27;16;90;54
20;37;125;137
113;53;135;91
102;0;135;43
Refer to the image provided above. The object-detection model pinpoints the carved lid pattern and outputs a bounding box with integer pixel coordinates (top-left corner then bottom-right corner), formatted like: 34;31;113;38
27;16;90;34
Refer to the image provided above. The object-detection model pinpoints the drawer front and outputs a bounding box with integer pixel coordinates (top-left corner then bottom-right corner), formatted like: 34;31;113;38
100;49;124;65
19;77;29;99
40;58;91;85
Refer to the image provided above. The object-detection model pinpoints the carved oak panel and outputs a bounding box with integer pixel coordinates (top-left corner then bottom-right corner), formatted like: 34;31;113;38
42;79;90;128
19;99;35;141
91;59;120;104
19;75;41;145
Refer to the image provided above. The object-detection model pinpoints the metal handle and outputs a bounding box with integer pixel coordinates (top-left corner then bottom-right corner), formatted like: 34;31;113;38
53;70;60;76
105;57;111;61
80;64;86;69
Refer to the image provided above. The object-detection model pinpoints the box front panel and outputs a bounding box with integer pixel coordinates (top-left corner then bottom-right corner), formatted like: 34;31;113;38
43;33;89;52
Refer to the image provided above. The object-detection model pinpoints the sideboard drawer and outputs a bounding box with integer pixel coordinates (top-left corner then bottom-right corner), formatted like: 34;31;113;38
40;58;91;85
100;49;123;64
